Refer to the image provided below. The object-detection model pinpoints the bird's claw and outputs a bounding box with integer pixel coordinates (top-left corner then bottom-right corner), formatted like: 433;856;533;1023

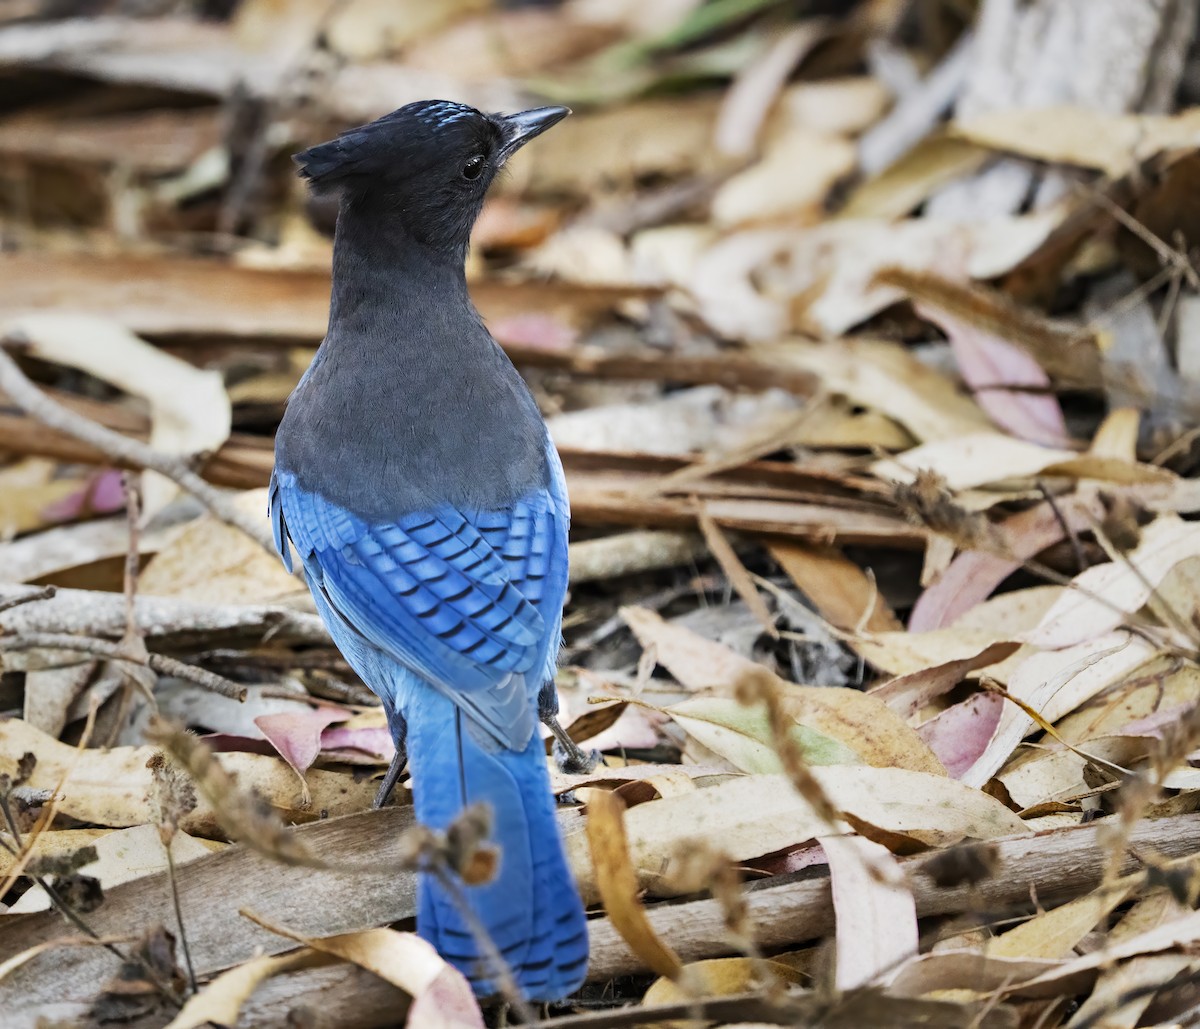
552;737;602;776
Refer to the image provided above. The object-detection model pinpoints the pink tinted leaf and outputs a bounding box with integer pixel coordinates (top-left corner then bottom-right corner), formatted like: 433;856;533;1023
919;304;1069;446
916;692;1005;779
320;725;395;761
40;469;127;522
489;314;576;351
572;705;662;753
255;706;350;787
201;733;277;756
406;965;485;1029
910;550;1021;632
910;499;1096;630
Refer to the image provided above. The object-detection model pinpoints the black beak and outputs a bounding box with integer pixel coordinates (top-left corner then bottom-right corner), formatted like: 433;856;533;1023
499;106;570;157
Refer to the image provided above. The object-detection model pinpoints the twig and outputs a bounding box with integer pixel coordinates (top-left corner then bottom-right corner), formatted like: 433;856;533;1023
1081;183;1200;292
121;472;143;646
0;633;247;701
0;342;279;561
164;845;196;994
0;583;326;646
1035;481;1087;573
0;585;55;616
106;472;155;747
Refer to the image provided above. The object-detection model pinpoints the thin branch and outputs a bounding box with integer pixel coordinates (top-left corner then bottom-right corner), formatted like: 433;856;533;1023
0;633;247;701
164;844;197;994
0;342;279;562
1081;183;1200;292
1036;481;1087;573
0;585;55;616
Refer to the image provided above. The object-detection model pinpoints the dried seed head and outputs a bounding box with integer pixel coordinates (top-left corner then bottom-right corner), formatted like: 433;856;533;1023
145;716;324;868
894;470;1002;552
921;842;1001;889
147;751;197;843
1099;492;1145;553
445;803;498;885
51;873;104;914
14;752;36;787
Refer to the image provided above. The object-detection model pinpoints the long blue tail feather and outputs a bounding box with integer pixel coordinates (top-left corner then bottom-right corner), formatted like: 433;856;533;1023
407;689;588;999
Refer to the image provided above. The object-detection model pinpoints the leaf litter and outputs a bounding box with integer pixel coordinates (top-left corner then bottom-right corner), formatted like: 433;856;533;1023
3;1;1200;1027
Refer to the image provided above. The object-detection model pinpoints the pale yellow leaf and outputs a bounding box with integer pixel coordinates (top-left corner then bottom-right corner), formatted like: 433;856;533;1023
951;105;1200;177
564;769;1025;901
9;824;217;913
1026;517;1200;649
167;950;333;1029
139;489;301;604
822;833;917;990
986;879;1137;960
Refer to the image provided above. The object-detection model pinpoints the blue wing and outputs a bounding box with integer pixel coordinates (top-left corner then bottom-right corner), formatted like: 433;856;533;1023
269;451;569;751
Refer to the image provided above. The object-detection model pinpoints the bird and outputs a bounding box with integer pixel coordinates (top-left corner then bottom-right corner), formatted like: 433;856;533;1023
269;99;592;1002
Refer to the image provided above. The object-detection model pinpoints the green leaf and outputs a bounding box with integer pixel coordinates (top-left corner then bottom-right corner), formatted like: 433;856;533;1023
670;696;860;773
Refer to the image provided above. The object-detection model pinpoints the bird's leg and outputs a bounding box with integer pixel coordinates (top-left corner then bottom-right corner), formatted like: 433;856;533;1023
537;680;601;775
373;719;409;809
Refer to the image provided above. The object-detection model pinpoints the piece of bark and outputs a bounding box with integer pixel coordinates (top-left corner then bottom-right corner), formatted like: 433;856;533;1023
0;583;327;648
0;807;421;1027
929;0;1197;219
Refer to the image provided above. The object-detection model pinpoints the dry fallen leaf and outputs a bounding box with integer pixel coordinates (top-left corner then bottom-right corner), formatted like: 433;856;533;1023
586;789;683;980
1025;516;1200;649
0;718;374;833
254;705;353;805
8;823;217;913
821;833;917;990
565;768;1025;900
3;313;231;517
246;918;484;1028
165;949;335;1029
138;488;301;604
951;105;1200;177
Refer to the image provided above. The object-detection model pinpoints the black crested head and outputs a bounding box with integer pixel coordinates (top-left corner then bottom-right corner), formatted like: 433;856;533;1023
295;100;569;258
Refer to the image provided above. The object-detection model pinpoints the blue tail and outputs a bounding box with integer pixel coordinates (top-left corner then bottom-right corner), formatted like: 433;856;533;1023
405;688;589;1000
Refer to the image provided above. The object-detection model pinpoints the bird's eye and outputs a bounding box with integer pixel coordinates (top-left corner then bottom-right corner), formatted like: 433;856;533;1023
462;155;485;180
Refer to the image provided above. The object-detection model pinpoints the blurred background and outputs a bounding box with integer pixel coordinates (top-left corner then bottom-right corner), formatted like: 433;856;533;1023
3;0;1200;769
2;2;1200;755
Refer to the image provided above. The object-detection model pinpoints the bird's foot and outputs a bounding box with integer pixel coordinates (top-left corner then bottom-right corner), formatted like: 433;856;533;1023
373;742;408;809
543;712;602;774
553;739;602;775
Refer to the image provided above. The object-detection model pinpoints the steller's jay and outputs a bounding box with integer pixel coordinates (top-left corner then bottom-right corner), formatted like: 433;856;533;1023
269;100;591;1001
